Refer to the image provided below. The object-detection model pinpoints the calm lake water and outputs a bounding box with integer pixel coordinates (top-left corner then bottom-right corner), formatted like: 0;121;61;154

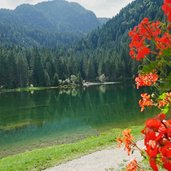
0;84;156;158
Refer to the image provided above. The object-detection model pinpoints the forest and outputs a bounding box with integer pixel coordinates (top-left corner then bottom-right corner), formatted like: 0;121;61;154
0;0;164;88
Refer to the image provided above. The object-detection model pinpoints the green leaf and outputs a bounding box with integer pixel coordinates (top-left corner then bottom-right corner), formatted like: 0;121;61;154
161;105;169;114
158;93;166;100
141;61;158;73
162;48;171;57
167;62;171;68
160;73;171;92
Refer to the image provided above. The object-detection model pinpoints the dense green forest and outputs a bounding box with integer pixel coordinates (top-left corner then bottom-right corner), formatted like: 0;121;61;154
0;0;164;88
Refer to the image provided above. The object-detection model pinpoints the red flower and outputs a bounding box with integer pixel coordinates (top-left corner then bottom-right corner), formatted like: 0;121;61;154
129;18;162;61
146;119;161;130
117;129;134;156
126;159;138;171
162;157;171;170
135;72;159;89
142;113;171;171
158;100;168;108
167;127;171;138
156;113;166;120
149;158;159;171
122;129;134;155
155;32;171;55
162;0;171;22
158;92;171;109
126;2;171;171
116;137;123;147
160;142;171;158
139;93;154;112
146;141;158;158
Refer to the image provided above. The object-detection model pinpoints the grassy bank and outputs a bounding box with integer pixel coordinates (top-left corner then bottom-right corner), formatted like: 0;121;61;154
0;125;143;171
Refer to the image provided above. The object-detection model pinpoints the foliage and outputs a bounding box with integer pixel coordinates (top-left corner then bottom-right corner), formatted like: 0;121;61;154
0;47;85;88
98;74;106;83
117;0;171;170
0;0;165;89
73;0;164;80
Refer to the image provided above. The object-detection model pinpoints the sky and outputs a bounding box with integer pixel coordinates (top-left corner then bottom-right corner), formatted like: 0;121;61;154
0;0;134;18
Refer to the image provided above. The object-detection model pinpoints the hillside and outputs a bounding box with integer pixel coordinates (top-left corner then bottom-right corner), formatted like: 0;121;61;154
81;0;164;49
72;0;164;79
0;0;100;47
0;0;165;88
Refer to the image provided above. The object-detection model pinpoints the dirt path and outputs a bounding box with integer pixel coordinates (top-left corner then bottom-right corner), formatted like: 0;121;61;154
46;141;143;171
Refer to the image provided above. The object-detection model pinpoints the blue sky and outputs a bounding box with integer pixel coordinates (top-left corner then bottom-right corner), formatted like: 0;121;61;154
0;0;134;17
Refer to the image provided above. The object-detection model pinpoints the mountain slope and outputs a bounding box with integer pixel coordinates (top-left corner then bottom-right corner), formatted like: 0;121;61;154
0;0;165;88
0;0;101;47
79;0;164;50
72;0;164;79
15;0;100;33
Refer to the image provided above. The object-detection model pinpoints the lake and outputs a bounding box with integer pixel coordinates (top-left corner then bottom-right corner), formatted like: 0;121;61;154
0;84;156;158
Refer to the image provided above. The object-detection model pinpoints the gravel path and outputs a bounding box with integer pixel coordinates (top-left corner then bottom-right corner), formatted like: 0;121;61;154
46;140;144;171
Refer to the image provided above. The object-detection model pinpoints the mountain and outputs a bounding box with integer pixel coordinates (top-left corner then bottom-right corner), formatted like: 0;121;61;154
0;0;165;88
98;18;110;25
0;0;101;47
78;0;164;50
72;0;164;79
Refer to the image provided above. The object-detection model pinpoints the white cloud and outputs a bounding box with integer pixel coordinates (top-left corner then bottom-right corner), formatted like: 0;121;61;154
68;0;134;17
0;0;134;17
0;0;43;9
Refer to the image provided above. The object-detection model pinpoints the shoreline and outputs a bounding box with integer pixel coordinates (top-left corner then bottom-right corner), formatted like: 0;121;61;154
0;126;143;171
0;82;120;93
0;85;77;93
83;81;120;87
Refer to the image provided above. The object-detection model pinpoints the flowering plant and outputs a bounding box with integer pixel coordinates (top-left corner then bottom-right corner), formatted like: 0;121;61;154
117;0;171;170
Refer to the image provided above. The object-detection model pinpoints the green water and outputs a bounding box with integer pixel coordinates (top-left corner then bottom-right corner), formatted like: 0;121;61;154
0;84;156;158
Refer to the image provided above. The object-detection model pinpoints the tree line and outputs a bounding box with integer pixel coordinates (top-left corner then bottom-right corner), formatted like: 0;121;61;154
0;46;135;88
0;0;164;88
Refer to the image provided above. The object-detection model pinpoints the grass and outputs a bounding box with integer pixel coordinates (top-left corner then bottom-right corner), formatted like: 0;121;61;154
0;125;143;171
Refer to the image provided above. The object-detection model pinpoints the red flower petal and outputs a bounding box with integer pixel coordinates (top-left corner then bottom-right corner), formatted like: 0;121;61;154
149;158;159;171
